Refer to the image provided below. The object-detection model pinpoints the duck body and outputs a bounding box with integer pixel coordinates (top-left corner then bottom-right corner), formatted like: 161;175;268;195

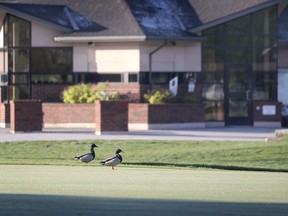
75;144;98;163
100;149;123;170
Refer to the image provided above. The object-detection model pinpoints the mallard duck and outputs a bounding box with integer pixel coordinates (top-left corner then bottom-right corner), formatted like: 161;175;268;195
74;143;98;163
100;149;124;170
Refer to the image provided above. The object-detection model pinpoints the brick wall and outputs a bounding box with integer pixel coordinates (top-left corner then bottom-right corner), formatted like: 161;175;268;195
95;101;128;134
42;103;95;128
128;102;205;130
148;103;204;124
10;100;42;133
128;103;149;124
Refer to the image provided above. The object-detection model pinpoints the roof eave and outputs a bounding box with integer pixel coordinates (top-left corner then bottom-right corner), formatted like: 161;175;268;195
54;35;147;43
189;0;282;33
145;35;204;41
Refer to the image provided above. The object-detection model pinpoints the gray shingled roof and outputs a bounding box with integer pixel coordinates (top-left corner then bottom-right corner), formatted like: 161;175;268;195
0;2;106;32
188;0;280;32
189;0;272;24
125;0;201;40
0;0;284;42
0;0;144;38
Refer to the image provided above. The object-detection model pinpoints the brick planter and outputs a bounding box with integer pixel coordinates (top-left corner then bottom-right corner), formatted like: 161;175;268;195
95;101;129;135
10;100;43;133
42;103;95;128
128;102;205;130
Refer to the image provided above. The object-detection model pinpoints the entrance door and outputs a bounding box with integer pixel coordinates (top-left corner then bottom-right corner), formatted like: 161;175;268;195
225;66;253;125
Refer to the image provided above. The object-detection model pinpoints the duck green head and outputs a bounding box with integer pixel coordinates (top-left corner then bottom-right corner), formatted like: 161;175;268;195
116;149;124;154
91;144;98;149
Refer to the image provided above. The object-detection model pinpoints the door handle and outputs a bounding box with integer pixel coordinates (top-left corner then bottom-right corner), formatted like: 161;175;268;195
246;90;251;101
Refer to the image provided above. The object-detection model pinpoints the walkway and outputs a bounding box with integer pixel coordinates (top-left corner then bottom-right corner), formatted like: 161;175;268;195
0;126;282;142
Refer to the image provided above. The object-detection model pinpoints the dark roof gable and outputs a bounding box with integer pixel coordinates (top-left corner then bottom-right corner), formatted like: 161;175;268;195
125;0;201;40
0;2;105;32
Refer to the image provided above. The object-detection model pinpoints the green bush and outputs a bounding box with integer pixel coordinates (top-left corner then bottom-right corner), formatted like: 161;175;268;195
62;83;121;104
144;88;173;104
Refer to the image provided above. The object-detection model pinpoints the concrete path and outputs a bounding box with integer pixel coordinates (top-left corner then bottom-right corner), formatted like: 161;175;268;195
0;126;282;142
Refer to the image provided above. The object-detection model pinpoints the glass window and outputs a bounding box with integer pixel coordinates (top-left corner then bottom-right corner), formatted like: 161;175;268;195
9;85;30;99
203;25;224;46
202;71;224;83
151;73;170;84
204;102;224;121
253;72;277;100
226;15;251;35
252;6;277;36
128;73;138;83
31;74;73;84
8;15;30;47
31;48;72;74
252;47;277;72
202;84;224;101
202;47;224;71
253;35;277;47
139;72;149;84
226;35;251;47
226;47;251;64
9;74;30;84
76;73;98;83
99;74;122;82
8;48;30;72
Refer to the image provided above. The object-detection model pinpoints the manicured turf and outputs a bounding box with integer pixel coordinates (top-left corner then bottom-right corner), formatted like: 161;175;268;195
0;138;287;171
0;165;287;216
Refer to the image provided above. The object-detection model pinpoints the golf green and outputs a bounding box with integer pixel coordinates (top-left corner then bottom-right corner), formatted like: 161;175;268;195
0;165;287;216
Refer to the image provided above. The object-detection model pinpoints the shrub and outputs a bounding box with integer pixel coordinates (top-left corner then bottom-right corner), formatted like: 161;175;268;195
144;88;173;104
62;83;121;104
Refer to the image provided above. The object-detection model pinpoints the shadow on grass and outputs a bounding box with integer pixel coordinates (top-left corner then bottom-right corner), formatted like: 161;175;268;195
123;162;288;173
1;194;287;216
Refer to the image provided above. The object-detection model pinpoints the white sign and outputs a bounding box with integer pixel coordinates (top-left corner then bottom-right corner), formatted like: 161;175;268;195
188;81;195;93
169;76;178;97
262;105;276;115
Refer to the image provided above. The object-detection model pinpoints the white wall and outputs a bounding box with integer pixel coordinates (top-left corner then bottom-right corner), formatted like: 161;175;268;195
73;41;202;73
31;22;67;47
94;43;140;73
140;41;201;72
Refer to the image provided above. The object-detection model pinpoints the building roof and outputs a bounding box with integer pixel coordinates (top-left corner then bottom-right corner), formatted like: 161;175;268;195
188;0;281;32
0;0;285;42
0;2;105;32
125;0;201;40
279;5;288;42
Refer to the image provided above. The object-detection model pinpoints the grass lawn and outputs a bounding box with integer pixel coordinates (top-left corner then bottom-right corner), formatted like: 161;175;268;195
0;138;287;171
0;165;287;216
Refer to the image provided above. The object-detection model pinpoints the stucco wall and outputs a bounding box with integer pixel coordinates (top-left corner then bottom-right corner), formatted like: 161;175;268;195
31;22;66;47
73;41;201;73
140;41;201;72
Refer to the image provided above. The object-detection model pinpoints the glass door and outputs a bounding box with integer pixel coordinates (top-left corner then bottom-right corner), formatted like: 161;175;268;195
225;66;253;125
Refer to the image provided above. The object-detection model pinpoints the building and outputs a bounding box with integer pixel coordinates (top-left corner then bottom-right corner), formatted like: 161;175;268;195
0;0;287;128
